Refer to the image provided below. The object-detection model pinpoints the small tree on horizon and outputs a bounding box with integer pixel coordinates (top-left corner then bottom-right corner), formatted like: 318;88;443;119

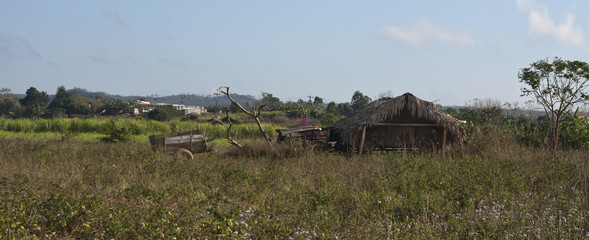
351;90;372;111
48;86;75;117
518;57;589;149
0;88;22;118
20;87;50;118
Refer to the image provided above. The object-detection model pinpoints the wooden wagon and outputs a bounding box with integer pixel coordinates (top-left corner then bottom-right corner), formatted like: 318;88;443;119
149;130;208;160
275;126;324;142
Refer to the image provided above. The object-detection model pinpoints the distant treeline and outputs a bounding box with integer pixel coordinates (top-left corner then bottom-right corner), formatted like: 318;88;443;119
67;88;257;107
10;87;257;107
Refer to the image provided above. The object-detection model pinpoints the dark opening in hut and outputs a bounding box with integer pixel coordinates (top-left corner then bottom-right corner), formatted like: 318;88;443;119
330;93;466;153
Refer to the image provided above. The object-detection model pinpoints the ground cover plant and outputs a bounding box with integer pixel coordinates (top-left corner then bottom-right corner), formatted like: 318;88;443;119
1;126;589;239
0;117;282;142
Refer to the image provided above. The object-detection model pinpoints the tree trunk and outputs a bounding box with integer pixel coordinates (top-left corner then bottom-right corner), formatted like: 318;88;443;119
254;116;272;143
225;111;243;148
218;86;273;147
553;117;561;150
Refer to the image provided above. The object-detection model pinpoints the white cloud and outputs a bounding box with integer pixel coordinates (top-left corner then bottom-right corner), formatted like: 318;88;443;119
382;20;475;47
517;0;588;51
516;0;533;9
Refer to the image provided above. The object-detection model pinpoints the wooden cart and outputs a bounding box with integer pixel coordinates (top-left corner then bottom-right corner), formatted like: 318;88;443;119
275;127;323;142
149;130;208;160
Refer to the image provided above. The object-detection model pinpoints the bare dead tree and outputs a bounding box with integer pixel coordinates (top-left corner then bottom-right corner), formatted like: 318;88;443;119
225;110;243;148
217;86;273;146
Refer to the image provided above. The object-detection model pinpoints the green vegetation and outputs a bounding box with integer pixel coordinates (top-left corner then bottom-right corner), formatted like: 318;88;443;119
146;106;182;122
0;117;282;141
1;127;588;239
20;87;49;119
1;58;588;238
518;58;589;149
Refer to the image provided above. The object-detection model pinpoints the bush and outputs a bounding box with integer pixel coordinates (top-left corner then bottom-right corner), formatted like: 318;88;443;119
146;106;181;122
456;106;504;125
181;114;198;122
559;111;589;149
319;112;344;126
101;119;132;143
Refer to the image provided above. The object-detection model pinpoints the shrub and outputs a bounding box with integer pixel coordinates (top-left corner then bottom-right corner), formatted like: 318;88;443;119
146;106;182;121
559;111;589;149
101;119;132;143
319;112;344;126
181;114;199;122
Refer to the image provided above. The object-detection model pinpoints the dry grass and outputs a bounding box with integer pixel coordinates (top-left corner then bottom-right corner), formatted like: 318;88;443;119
1;127;589;238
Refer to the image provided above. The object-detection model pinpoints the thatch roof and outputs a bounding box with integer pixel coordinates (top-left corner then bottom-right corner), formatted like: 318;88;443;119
332;92;466;144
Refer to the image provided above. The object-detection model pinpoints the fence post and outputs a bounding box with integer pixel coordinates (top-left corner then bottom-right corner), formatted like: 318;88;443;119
359;125;367;156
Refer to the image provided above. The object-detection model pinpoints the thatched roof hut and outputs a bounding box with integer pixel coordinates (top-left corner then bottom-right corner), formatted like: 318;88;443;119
331;93;466;153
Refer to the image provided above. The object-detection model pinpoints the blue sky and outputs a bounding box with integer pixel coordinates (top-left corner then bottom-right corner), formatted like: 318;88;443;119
1;0;589;106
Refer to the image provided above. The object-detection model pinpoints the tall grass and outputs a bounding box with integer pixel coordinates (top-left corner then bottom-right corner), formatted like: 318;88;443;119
1;127;588;238
0;117;282;140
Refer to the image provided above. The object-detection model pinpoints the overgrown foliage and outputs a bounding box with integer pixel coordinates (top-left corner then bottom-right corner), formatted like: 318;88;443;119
351;90;372;111
1;127;588;238
519;57;589;149
0;88;22;118
0;117;282;141
441;95;589;150
100;119;132;143
20;87;49;118
47;86;75;117
146;106;182;122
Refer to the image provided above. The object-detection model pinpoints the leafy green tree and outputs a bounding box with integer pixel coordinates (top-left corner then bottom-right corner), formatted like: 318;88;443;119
337;102;353;117
518;57;589;149
100;98;132;115
455;98;504;125
283;102;309;118
351;90;372;111
146;106;181;121
319;112;344;126
457;106;504;125
443;107;459;117
0;88;22;118
48;86;75;117
20;87;49;118
313;96;323;106
325;101;337;114
259;92;282;110
70;94;97;115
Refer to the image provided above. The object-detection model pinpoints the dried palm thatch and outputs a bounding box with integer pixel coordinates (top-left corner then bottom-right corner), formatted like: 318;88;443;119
332;92;466;145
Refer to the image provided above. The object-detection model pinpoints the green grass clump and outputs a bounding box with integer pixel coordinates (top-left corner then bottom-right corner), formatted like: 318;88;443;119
1;131;588;238
0;117;283;141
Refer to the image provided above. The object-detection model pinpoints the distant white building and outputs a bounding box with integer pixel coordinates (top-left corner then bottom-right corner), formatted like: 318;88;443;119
153;103;207;115
133;100;154;115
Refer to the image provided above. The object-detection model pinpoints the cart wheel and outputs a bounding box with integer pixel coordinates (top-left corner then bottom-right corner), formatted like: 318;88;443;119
174;148;194;160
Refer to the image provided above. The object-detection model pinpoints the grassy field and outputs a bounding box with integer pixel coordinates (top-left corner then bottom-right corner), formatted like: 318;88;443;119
1;126;589;239
0;117;284;143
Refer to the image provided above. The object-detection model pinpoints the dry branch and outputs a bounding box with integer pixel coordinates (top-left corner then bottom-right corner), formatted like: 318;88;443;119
225;110;243;148
218;86;273;146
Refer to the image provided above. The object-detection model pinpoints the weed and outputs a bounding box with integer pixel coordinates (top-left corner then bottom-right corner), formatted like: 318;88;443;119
0;132;588;238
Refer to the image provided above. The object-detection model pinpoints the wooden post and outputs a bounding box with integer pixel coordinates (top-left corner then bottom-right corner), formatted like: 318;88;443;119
151;130;155;150
441;128;447;154
190;127;194;152
163;130;167;152
359;125;367;156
